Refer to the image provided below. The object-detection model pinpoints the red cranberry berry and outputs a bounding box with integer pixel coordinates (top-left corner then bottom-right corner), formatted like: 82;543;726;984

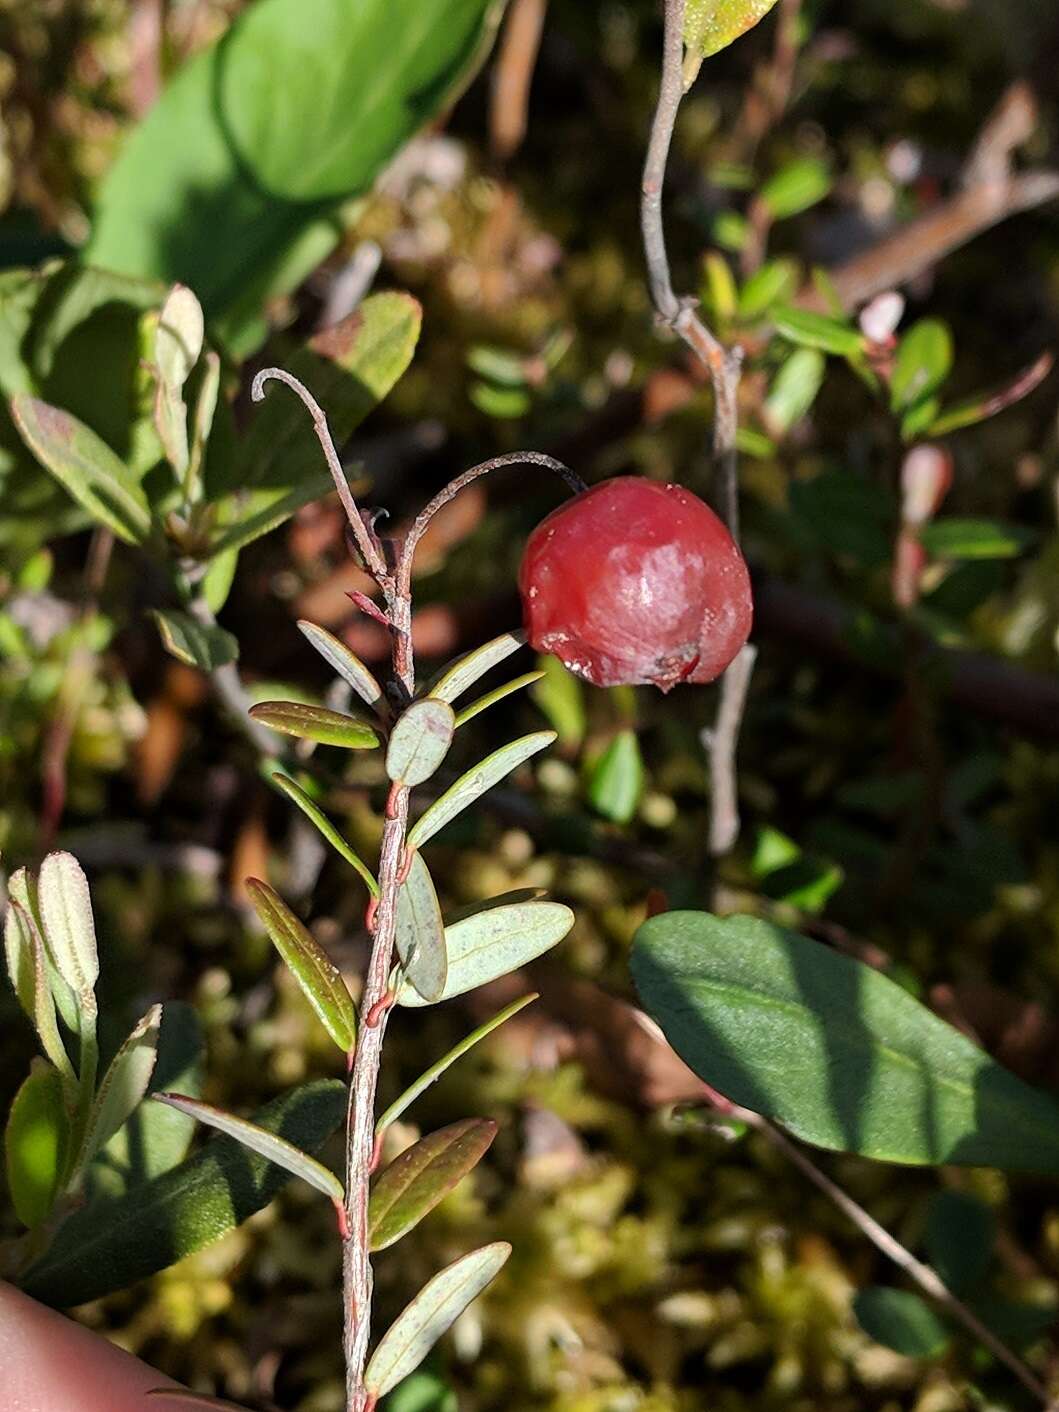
519;476;752;692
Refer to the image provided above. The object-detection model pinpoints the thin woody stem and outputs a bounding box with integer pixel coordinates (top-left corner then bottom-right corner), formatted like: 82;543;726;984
641;0;752;858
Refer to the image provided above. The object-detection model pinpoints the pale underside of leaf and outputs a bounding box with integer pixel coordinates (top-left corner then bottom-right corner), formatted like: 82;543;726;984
37;850;99;1007
386;698;456;786
395;852;448;1002
364;1241;511;1395
406;730;555;850
298;619;385;710
154;1093;344;1202
81;1004;163;1165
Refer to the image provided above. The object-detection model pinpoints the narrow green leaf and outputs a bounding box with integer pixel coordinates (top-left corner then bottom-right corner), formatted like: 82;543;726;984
631;912;1059;1171
5;1065;68;1228
927;351;1053;437
298;619;385;712
6;877;77;1086
427;631;526;704
454;671;545;728
407;731;556;850
248;700;381;749
587;730;644;825
760;159;831;220
5;867;39;1020
377;994;537;1134
395;853;448;1004
918;519;1035;561
365;1242;511;1396
891;319;953;414
765;348;826;432
369;1118;497;1251
10;395;152;544
853;1288;950;1358
387;700;456;787
246;879;357;1052
21;1080;345;1306
268;772;379;897
737;258;800;321
398;901;573;1009
37;851;99;1008
81;1004;163;1166
531;656;585;749
152;609;239;671
153;1092;344;1203
772;306;864;357
382;1371;457;1412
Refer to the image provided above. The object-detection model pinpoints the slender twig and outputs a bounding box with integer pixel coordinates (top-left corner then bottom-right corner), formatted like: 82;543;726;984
640;0;753;857
703;1089;1052;1406
185;592;280;758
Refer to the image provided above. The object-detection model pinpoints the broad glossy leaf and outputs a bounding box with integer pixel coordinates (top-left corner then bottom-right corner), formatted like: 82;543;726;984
86;0;501;343
152;609;239;671
86;1002;204;1201
631;912;1059;1171
247;878;357;1051
210;294;422;550
22;1079;345;1307
377;994;537;1133
395;853;448;1003
428;632;526;703
387;700;456;786
81;1005;162;1166
298;620;384;712
5;1066;68;1228
10;395;152;544
153;1092;344;1203
685;0;782;67
248;700;381;749
772;306;863;357
369;1118;497;1251
398;901;573;1009
407;731;555;850
454;671;544;728
269;772;379;897
587;729;644;825
852;1288;950;1358
365;1242;511;1396
37;851;99;1007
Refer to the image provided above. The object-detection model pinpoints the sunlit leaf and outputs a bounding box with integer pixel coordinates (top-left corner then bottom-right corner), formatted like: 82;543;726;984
395;853;448;1003
407;731;555;850
764;348;826;433
365;1243;511;1396
298;620;385;712
5;1065;68;1229
891;319;953;414
370;1118;497;1251
155;284;204;392
376;994;538;1134
247;879;357;1052
387;699;456;787
268;772;379;897
22;1080;345;1306
81;1004;162;1166
587;730;644;825
152;609;239;671
427;631;526;704
531;656;585;749
37;851;99;1009
684;0;782;82
398;901;573;1009
248;700;381;749
10;395;152;544
737;258;800;322
153;1092;344;1203
632;911;1059;1170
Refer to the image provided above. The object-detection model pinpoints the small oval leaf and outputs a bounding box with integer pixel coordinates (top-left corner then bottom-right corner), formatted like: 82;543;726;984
269;772;379;897
395;853;448;1003
377;994;538;1134
427;631;526;704
248;700;381;749
37;850;99;1006
153;1092;344;1203
407;731;555;850
152;609;239;671
387;699;456;786
156;283;205;391
81;1004;163;1165
364;1242;511;1396
246;879;357;1051
298;619;385;712
853;1288;951;1359
5;1065;68;1228
454;671;545;728
369;1118;497;1251
587;729;644;825
398;901;573;1009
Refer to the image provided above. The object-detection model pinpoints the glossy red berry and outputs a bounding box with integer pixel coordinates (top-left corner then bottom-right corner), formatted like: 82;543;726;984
519;477;752;691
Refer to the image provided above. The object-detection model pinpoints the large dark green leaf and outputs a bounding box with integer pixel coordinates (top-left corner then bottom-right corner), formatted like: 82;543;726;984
21;1079;345;1307
631;912;1059;1171
86;0;504;347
